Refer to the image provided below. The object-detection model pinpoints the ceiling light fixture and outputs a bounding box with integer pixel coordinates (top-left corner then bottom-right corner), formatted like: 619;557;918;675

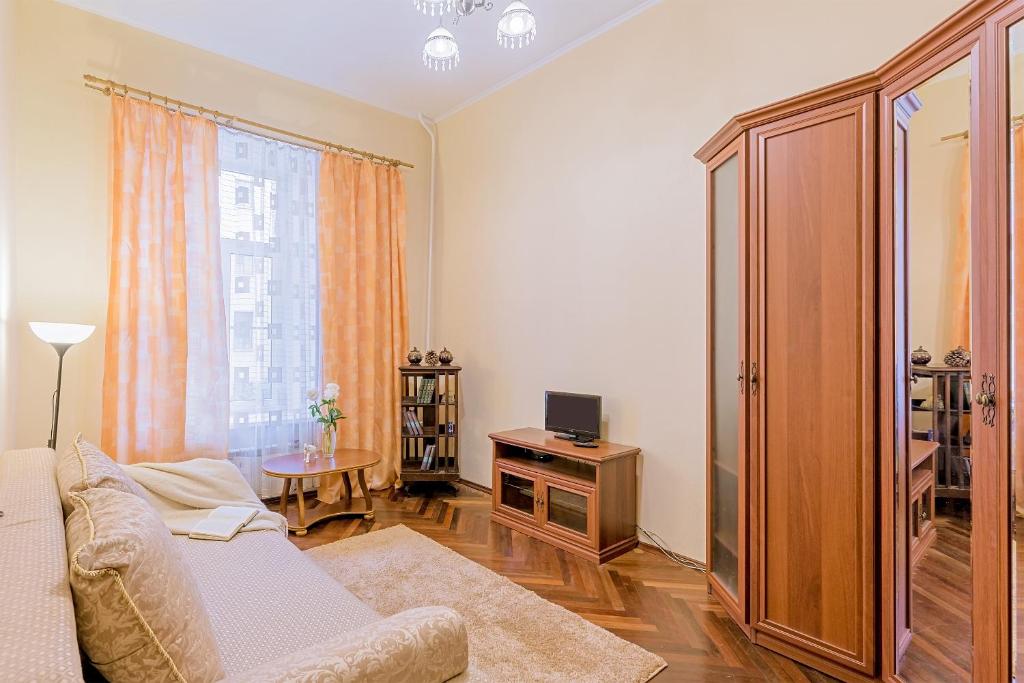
423;26;460;71
417;0;535;71
496;1;536;49
414;0;453;16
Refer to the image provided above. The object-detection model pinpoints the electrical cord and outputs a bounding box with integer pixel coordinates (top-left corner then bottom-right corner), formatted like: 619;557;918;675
636;525;706;573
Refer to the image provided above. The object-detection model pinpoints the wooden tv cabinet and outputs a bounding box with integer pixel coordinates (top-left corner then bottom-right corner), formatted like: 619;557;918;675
489;428;639;563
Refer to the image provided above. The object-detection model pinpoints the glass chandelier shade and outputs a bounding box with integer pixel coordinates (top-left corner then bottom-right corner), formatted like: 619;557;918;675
496;1;536;49
414;0;453;16
423;26;460;71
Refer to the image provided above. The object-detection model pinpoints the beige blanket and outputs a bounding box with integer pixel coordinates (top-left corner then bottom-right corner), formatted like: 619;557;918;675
125;458;287;537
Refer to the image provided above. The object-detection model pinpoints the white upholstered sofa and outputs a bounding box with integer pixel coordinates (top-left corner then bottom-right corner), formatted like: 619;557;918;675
0;446;469;682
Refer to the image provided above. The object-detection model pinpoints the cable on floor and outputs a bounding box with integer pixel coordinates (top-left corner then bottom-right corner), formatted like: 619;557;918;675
636;525;706;573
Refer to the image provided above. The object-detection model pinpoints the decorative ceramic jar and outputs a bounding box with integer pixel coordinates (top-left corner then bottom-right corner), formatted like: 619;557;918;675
439;347;454;365
424;349;440;366
407;347;423;365
944;345;971;368
910;346;931;366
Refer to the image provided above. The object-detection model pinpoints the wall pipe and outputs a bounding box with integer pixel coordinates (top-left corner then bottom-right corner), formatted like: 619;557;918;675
418;113;437;350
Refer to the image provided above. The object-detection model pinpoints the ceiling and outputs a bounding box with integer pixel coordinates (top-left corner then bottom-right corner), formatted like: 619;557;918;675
56;0;659;119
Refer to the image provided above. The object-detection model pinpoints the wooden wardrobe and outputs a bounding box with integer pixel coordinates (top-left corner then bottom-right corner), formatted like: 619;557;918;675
699;0;1024;680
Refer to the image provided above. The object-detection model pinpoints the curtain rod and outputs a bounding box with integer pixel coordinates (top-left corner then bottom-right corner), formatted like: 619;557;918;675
940;113;1024;142
82;74;414;169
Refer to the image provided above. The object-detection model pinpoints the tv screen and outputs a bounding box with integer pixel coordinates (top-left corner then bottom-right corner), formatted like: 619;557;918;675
545;391;601;440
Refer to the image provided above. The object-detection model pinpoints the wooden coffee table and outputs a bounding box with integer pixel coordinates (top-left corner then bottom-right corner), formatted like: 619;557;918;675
262;449;381;536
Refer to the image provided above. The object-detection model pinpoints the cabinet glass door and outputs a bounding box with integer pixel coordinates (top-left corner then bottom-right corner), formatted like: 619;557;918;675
544;483;590;537
498;470;536;518
709;140;746;606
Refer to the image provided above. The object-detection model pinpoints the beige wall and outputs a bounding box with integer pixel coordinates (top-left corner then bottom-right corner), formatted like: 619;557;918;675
0;0;13;451
435;0;966;559
11;0;431;453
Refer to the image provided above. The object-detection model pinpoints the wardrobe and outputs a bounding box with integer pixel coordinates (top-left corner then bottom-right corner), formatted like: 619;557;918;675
699;0;1024;680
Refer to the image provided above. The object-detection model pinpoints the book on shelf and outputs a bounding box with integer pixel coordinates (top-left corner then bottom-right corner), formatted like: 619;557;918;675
417;378;436;404
403;408;423;436
420;444;436;470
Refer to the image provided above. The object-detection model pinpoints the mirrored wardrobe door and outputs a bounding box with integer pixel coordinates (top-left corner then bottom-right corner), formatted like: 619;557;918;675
1008;15;1024;682
884;44;981;681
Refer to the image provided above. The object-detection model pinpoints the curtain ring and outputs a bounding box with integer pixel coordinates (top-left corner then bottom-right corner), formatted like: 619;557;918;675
146;91;153;101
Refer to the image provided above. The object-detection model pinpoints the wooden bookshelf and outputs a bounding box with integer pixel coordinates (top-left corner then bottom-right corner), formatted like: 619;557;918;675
397;364;461;487
910;366;971;499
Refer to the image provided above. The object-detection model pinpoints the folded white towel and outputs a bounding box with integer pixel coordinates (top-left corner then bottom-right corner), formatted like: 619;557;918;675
188;506;260;541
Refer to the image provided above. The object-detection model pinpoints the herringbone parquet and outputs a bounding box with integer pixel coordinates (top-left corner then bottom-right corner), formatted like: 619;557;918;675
289;483;837;682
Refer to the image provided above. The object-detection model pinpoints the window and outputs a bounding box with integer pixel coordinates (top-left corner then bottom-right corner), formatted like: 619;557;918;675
218;127;320;495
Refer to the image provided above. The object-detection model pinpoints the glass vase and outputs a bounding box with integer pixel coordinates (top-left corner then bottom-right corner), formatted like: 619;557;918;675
322;426;337;457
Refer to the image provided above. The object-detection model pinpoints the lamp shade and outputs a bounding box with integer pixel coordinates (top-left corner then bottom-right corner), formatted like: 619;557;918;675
423;27;460;71
29;322;95;345
497;1;536;49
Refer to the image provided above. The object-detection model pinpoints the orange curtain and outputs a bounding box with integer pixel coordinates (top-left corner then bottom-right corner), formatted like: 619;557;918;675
316;154;409;500
101;96;228;463
949;144;971;351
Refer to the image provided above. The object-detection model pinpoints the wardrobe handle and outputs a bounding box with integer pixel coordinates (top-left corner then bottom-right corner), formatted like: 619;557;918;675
749;362;759;396
976;373;996;427
737;362;745;394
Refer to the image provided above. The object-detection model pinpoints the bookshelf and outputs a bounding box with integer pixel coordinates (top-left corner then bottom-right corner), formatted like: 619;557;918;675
397;364;461;488
910;366;971;499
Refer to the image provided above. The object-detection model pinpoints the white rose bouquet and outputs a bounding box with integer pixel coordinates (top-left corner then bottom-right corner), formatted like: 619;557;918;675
308;383;346;455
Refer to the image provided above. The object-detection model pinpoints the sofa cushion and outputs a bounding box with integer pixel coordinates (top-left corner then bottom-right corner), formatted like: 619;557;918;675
66;487;224;683
220;606;469;683
0;448;84;682
173;530;381;677
56;434;149;516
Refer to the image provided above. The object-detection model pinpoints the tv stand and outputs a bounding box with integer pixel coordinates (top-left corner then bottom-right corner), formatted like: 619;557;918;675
489;427;639;563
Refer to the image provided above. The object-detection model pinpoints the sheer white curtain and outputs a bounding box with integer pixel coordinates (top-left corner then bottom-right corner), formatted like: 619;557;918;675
218;127;320;496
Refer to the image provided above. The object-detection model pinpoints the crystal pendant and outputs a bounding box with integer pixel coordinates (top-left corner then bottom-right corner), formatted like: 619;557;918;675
414;0;454;17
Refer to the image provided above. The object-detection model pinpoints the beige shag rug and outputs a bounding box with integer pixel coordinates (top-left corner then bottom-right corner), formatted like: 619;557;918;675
306;524;666;682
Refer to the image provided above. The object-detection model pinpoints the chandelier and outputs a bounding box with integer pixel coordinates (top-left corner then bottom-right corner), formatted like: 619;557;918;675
417;0;537;71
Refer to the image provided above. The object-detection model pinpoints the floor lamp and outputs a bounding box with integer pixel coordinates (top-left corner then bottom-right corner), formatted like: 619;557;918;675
29;322;95;450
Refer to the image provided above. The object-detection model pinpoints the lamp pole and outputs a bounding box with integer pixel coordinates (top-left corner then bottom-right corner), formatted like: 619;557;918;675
47;343;72;450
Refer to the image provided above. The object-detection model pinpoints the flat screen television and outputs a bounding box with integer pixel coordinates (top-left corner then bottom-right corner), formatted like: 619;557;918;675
545;391;601;443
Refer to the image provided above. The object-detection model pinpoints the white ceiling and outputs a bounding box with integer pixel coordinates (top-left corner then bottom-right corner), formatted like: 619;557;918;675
56;0;659;119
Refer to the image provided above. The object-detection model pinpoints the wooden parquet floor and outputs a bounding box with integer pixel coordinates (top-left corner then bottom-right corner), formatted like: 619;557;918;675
900;511;973;682
289;483;837;682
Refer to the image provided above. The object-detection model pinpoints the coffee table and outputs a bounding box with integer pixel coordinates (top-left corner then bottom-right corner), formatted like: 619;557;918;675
261;449;381;536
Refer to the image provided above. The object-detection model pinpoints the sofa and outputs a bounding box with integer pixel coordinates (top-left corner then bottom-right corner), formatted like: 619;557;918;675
0;445;469;682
